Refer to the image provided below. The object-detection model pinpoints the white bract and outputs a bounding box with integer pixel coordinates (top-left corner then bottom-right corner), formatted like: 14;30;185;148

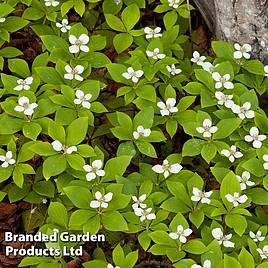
157;98;178;116
225;192;248;207
169;225;192;243
263;154;268;170
114;0;121;5
14;96;38;116
191;187;213;204
249;231;265;242
69;34;89;54
74;89;92;109
212;72;234;89
191;51;206;66
83;160;105;182
215;91;234;108
233;43;252;59
244;127;266;148
196;119;218;138
146;48;166;60
133;125;151;140
134;207;156;222
221;145;243;162
166;64;182;75
90;191;113;209
202;62;218;73
44;0;59;7
257;245;268;259
168;0;180;9
64;65;84;81
56;19;71;33
152;159;182;178
265;65;268;76
212;228;234;247
14;77;33;91
107;264;120;268
0;151;15;168
51;140;77;155
236;171;255;190
191;260;211;268
122;67;143;83
0;18;6;23
231;102;254;119
144;27;162;39
132;194;147;210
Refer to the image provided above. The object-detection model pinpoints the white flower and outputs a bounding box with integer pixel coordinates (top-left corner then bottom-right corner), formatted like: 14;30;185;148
144;27;162;39
42;198;48;204
69;34;89;54
64;65;84;81
263;154;268;170
51;140;77;155
202;62;218;73
74;89;92;109
113;0;121;5
166;64;182;75
236;171;255;190
191;260;211;268
264;65;268;77
244;127;266;148
212;72;234;89
191;187;212;204
90;191;113;209
122;67;143;83
0;151;15;168
14;96;38;116
215;91;234;108
44;0;59;7
169;225;192;243
221;145;243;162
233;43;252;59
133;125;151;140
168;0;180;9
225;192;248;207
83;160;105;182
231;102;254;120
212;228;235;248
257;245;268;259
196;119;218;138
157;98;178;116
132;194;147;210
0;18;6;23
191;51;206;66
146;48;166;60
152;159;182;178
107;264;120;268
134;207;156;222
249;231;265;242
14;77;33;91
56;19;71;33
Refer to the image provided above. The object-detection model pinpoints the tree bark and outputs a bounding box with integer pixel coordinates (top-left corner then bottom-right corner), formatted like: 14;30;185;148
193;0;268;63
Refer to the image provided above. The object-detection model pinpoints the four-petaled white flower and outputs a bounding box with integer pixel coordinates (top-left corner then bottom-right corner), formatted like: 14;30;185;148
51;140;77;155
191;187;213;204
133;125;151;140
90;191;113;209
221;145;243;162
264;65;268;77
191;260;211;268
231;102;254;120
44;0;59;7
166;64;182;75
64;65;84;81
122;67;143;83
169;225;192;243
233;43;252;59
212;72;234;89
14;96;38;116
191;51;206;66
56;19;71;33
69;34;89;54
215;91;234;108
146;48;166;60
152;159;182;178
134;207;156;222
263;154;268;170
249;231;265;242
236;171;255;190
257;245;268;259
0;18;6;23
0;151;15;168
212;228;234;248
74;89;92;109
244;127;266;148
157;98;178;116
144;27;162;39
83;160;105;182
168;0;180;9
14;77;33;91
107;264;120;268
225;192;248;207
196;119;218;138
132;194;147;210
202;62;218;73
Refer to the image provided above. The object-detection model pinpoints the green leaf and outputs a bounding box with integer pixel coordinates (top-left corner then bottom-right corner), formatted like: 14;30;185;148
48;202;68;228
135;141;157;158
105;14;126;32
8;59;30;77
213;118;241;139
247;188;268;205
242;158;265;177
43;155;67;180
13;166;24;188
225;214;247;236
66;117;88;145
64;186;92;209
102;211;128;231
201;143;217;163
238;248;255;268
182;139;206;157
224;255;242;268
242;60;264;75
121;4;140;31
23;122;42;141
212;41;234;60
182;240;207;254
35;67;63;85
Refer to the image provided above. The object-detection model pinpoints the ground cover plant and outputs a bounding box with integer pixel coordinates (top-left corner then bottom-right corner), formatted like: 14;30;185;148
0;0;268;267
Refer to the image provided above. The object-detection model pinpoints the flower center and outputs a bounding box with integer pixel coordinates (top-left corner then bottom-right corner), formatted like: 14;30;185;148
71;69;78;75
75;40;81;46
